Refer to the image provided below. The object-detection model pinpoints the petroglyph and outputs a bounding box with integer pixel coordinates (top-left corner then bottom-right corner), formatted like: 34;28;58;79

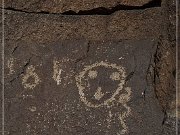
7;58;15;75
110;72;121;81
22;65;41;89
107;110;113;128
28;106;37;112
118;87;132;134
53;59;62;85
94;87;104;100
88;70;98;79
75;61;132;134
76;61;126;107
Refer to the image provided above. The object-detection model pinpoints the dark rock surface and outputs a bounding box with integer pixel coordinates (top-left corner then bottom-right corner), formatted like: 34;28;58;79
4;39;164;135
1;0;177;134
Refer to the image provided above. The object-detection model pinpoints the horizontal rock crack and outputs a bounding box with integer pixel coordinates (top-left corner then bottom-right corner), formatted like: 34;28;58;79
1;0;161;15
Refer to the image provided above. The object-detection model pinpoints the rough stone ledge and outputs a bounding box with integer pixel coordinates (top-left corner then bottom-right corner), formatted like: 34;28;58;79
0;0;161;14
3;7;162;45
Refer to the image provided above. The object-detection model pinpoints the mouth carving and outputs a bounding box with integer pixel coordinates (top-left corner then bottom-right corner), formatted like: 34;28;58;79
94;87;104;100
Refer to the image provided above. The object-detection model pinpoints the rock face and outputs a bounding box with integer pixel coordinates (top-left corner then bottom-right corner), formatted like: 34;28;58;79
4;8;162;43
1;0;177;135
5;39;164;135
2;0;156;13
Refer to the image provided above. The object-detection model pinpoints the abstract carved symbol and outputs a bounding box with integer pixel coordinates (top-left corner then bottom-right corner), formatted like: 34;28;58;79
75;61;132;134
22;65;41;89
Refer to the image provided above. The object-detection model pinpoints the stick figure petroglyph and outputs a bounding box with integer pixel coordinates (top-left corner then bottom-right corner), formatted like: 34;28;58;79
53;59;63;85
75;61;132;134
7;58;15;75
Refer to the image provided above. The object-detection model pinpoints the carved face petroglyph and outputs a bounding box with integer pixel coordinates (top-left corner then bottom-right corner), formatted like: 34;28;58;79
75;61;126;108
76;61;132;134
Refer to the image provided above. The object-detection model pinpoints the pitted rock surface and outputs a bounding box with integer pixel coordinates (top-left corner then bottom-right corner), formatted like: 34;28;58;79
4;39;164;135
1;0;177;135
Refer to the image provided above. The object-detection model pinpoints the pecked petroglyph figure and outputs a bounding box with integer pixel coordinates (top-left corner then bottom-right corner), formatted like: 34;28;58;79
75;61;132;134
22;65;41;90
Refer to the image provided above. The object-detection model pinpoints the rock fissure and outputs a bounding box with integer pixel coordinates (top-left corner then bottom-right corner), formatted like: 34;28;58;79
9;57;32;84
63;0;161;15
2;0;161;15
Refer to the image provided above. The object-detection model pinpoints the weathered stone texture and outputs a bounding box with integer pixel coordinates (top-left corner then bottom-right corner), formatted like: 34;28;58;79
5;8;162;44
0;0;177;134
2;0;153;13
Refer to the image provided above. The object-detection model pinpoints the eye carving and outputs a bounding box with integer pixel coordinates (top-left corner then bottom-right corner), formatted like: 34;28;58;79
88;70;98;79
110;72;121;81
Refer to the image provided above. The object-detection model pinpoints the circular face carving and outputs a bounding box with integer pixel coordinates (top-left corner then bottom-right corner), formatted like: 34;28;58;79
75;61;126;108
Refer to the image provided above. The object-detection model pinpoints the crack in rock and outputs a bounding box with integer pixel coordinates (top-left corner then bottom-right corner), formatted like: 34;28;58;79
1;0;161;15
9;57;32;84
62;0;161;15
